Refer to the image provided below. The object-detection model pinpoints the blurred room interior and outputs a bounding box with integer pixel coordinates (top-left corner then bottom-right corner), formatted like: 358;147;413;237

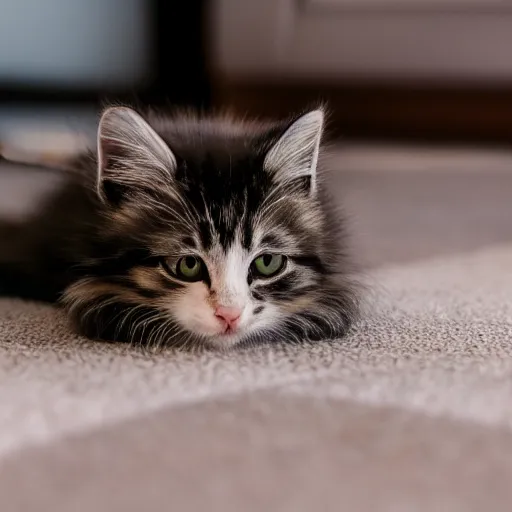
3;0;512;144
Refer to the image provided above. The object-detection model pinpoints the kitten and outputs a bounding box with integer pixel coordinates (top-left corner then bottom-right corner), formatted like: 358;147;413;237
0;106;358;349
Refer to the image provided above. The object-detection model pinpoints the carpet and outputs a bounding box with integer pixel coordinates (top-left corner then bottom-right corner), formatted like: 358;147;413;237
1;144;512;511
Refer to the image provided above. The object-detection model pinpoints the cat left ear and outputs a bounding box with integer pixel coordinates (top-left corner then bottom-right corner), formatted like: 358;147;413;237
97;106;176;204
264;109;324;195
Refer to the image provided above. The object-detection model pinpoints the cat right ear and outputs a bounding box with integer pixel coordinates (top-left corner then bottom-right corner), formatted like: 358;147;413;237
97;106;176;204
264;109;324;196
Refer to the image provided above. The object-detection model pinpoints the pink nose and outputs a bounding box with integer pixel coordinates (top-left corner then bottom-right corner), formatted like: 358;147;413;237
215;306;242;329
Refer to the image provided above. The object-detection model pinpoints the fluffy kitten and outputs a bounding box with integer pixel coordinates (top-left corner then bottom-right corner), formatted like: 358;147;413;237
0;106;358;349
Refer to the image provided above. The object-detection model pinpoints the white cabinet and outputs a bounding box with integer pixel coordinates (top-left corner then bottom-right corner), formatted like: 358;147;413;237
212;0;512;81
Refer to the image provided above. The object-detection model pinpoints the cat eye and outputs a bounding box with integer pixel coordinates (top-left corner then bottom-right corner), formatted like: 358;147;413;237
162;255;205;282
252;254;286;278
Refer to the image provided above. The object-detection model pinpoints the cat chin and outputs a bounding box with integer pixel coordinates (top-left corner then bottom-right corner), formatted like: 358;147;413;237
185;319;272;349
182;321;256;349
203;332;245;349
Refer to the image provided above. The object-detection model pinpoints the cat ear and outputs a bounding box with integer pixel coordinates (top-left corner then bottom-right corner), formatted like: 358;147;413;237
97;106;176;203
264;109;324;195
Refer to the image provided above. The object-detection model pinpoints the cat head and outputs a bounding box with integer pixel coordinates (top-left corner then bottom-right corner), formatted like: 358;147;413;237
65;106;357;348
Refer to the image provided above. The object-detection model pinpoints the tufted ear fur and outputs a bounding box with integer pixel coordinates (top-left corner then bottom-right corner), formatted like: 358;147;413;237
264;110;324;195
97;106;176;204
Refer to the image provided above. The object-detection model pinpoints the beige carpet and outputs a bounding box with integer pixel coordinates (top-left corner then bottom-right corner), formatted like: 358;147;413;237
1;145;512;511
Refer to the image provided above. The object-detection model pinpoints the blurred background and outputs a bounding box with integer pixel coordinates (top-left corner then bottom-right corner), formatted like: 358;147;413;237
2;0;512;143
1;0;512;265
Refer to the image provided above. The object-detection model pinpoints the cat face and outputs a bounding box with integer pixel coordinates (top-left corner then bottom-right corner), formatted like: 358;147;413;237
149;155;324;348
64;107;357;348
156;218;320;348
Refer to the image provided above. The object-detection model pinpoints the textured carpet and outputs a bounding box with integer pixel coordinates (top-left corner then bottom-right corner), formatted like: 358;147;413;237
1;145;512;511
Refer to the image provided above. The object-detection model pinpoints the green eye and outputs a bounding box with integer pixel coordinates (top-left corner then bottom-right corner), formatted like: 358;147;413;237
175;256;203;281
253;254;286;278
